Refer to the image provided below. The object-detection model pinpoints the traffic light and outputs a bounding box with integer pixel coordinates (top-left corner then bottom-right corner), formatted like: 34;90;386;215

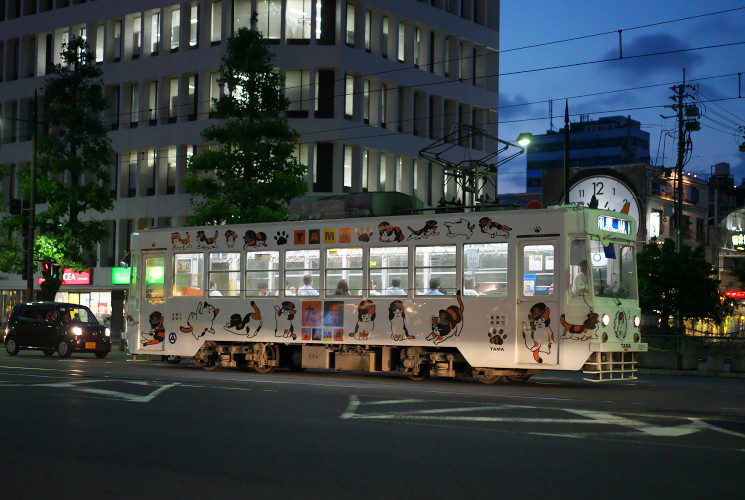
41;261;51;280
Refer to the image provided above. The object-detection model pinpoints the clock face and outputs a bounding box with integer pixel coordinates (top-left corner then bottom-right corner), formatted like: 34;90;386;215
569;175;640;223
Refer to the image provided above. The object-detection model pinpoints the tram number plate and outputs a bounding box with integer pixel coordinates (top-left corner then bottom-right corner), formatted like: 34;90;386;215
85;342;97;349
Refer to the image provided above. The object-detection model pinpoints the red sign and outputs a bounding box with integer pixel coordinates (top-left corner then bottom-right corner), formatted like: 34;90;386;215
38;268;92;286
725;290;745;299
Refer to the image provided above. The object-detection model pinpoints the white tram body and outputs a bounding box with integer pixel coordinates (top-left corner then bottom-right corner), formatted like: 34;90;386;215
125;205;647;383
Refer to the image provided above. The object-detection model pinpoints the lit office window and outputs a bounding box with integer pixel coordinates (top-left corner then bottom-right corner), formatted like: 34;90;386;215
211;1;222;43
345;3;355;46
286;0;311;40
234;0;251;31
189;3;199;46
256;0;281;40
171;7;180;50
344;73;354;118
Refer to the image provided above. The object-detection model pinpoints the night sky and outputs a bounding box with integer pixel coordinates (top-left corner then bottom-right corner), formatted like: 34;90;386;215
498;1;745;193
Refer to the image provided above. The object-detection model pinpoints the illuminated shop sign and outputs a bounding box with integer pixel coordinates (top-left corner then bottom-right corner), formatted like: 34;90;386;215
598;216;630;234
38;268;91;285
725;290;745;299
111;267;131;285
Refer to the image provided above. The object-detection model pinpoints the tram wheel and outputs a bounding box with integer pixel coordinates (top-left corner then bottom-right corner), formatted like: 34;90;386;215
407;367;430;381
507;374;532;383
253;344;279;374
478;375;504;385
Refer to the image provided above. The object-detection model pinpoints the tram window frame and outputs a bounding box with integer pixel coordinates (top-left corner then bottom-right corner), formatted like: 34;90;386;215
208;252;240;297
172;252;204;297
588;239;637;299
144;255;165;299
569;239;590;298
371;246;409;296
246;251;280;296
522;244;555;297
325;247;363;296
463;242;508;297
286;249;321;296
415;245;456;296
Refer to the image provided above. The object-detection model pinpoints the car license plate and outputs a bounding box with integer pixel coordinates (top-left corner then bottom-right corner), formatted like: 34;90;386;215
85;342;97;349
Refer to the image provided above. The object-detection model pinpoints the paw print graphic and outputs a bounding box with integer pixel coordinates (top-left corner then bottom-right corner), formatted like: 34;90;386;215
534;226;542;233
488;328;507;345
356;227;374;242
275;230;289;245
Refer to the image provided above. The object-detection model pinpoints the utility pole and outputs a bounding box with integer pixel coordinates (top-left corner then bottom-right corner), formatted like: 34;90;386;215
563;100;570;204
669;69;699;334
25;90;38;302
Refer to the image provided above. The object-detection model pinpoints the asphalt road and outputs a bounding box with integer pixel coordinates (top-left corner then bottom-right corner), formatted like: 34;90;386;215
1;349;743;499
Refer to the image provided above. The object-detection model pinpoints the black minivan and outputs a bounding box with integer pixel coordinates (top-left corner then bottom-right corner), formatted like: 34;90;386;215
4;302;112;358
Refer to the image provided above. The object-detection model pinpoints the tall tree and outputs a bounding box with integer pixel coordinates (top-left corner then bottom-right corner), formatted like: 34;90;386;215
637;238;732;331
0;36;115;300
185;21;307;224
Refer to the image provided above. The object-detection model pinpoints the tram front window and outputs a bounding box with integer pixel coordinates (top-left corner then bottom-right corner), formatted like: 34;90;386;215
589;240;636;299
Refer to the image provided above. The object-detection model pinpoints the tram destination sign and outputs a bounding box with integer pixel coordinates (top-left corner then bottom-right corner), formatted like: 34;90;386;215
597;215;630;234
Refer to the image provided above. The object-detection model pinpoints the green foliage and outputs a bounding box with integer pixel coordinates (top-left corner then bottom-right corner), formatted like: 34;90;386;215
185;22;307;225
0;36;114;300
637;238;733;330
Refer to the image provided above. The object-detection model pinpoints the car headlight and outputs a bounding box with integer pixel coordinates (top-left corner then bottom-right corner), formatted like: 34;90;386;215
601;314;610;326
72;326;83;336
634;315;641;328
105;328;111;337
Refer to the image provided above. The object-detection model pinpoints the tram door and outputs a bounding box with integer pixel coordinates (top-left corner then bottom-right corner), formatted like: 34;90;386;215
516;242;559;365
139;252;167;352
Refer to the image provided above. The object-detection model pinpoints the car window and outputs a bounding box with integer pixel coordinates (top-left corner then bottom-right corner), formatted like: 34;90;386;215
58;306;98;324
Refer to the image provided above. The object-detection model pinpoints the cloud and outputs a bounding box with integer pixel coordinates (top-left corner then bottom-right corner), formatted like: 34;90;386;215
498;92;536;121
600;33;705;83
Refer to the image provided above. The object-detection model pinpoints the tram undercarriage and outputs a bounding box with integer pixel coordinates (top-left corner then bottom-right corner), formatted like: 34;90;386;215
191;341;544;384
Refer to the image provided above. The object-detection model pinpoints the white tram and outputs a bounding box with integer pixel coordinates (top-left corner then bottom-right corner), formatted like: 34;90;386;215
125;205;647;383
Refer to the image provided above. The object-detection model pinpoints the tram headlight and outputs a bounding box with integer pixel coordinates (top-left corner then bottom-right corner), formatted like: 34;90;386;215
601;314;610;327
634;315;641;328
105;328;111;337
71;327;83;336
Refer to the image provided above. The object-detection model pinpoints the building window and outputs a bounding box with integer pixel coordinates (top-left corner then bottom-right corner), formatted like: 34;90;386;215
150;11;161;55
189;3;199;47
130;83;139;127
414;26;421;67
209;72;221;117
234;0;251;31
187;74;198;120
285;69;310;118
256;0;281;41
364;9;371;52
363;79;370;124
113;20;122;61
397;21;405;62
382;16;389;58
315;70;334;119
345;2;355;46
343;145;353;192
148;81;158;124
94;24;104;63
167;146;177;193
211;0;222;43
168;78;178;122
362;149;369;191
316;0;335;45
344;73;355;119
170;7;181;50
132;15;142;58
286;0;311;42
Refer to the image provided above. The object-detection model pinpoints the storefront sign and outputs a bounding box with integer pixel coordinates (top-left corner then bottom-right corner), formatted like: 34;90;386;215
38;268;91;286
111;267;131;285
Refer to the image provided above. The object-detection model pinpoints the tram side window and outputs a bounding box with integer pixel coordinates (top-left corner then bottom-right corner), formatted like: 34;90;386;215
172;253;204;296
371;246;409;296
246;251;280;296
325;247;363;296
415;245;456;295
570;239;589;297
523;244;555;296
144;256;165;299
286;249;320;296
463;243;508;296
208;252;240;296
